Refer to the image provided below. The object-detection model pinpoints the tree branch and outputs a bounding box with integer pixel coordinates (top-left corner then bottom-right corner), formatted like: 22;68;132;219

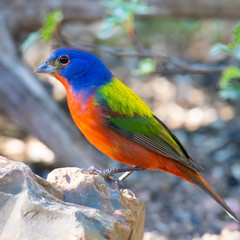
61;34;227;75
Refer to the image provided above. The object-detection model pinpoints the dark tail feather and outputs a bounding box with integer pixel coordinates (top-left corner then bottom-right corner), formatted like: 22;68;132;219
176;163;239;223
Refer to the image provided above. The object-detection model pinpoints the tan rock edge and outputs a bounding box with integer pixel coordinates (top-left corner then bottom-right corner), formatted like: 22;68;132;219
0;156;145;240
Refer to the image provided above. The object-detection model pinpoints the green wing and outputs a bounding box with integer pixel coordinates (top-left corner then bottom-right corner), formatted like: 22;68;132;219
96;78;202;172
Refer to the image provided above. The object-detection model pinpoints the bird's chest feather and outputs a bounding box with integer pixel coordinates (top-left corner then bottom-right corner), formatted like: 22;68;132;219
66;91;115;154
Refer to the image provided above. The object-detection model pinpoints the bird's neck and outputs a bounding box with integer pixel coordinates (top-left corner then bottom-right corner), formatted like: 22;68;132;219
53;74;114;113
53;74;100;103
68;85;98;105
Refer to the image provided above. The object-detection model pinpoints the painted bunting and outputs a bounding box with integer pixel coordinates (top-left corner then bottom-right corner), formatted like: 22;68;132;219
35;48;239;222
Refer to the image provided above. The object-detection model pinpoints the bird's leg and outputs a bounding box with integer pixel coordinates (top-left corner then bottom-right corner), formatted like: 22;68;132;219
81;166;144;176
79;166;122;187
118;171;134;181
80;166;145;189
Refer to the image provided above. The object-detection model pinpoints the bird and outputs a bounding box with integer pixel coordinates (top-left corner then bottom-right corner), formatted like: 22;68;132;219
35;47;239;222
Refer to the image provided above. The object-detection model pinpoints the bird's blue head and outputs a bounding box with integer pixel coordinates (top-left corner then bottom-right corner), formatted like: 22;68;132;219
35;48;113;91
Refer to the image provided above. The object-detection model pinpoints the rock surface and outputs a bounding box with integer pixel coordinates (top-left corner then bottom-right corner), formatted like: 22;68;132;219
0;156;145;240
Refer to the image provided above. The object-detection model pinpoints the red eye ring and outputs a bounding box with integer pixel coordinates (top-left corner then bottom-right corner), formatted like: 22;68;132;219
59;55;70;65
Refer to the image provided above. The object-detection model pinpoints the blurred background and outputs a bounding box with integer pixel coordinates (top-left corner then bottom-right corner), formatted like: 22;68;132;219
1;0;240;239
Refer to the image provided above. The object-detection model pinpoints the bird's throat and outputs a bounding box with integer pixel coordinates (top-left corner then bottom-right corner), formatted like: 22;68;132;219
53;74;70;92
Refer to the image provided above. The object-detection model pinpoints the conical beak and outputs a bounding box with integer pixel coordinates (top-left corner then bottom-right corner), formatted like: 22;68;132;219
34;61;56;74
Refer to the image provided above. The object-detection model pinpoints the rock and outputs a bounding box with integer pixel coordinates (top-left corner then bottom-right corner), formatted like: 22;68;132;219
143;232;168;240
0;156;145;240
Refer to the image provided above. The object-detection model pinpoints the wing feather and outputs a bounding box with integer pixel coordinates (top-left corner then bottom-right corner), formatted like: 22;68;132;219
106;115;202;172
96;78;202;172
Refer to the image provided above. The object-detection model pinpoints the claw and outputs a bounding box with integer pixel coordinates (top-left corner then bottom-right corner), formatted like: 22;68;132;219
79;166;145;190
79;166;124;189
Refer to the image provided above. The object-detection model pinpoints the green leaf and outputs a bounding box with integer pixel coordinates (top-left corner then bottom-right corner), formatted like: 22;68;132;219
134;58;156;76
134;4;154;14
219;66;240;99
233;45;240;59
211;21;240;99
21;9;62;51
219;87;240;99
98;20;119;39
20;32;41;51
210;43;233;55
130;0;154;15
40;9;63;42
99;0;153;39
220;66;240;88
233;21;240;44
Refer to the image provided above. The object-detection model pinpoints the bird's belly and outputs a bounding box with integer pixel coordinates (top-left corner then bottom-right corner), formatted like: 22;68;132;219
69;101;162;169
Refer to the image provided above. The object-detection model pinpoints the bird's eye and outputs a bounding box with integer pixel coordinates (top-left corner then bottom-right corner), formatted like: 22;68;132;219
59;55;70;65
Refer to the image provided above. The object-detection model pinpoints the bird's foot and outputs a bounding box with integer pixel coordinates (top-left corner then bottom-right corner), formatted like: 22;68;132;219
80;166;124;189
81;165;144;176
80;166;145;189
80;166;105;176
